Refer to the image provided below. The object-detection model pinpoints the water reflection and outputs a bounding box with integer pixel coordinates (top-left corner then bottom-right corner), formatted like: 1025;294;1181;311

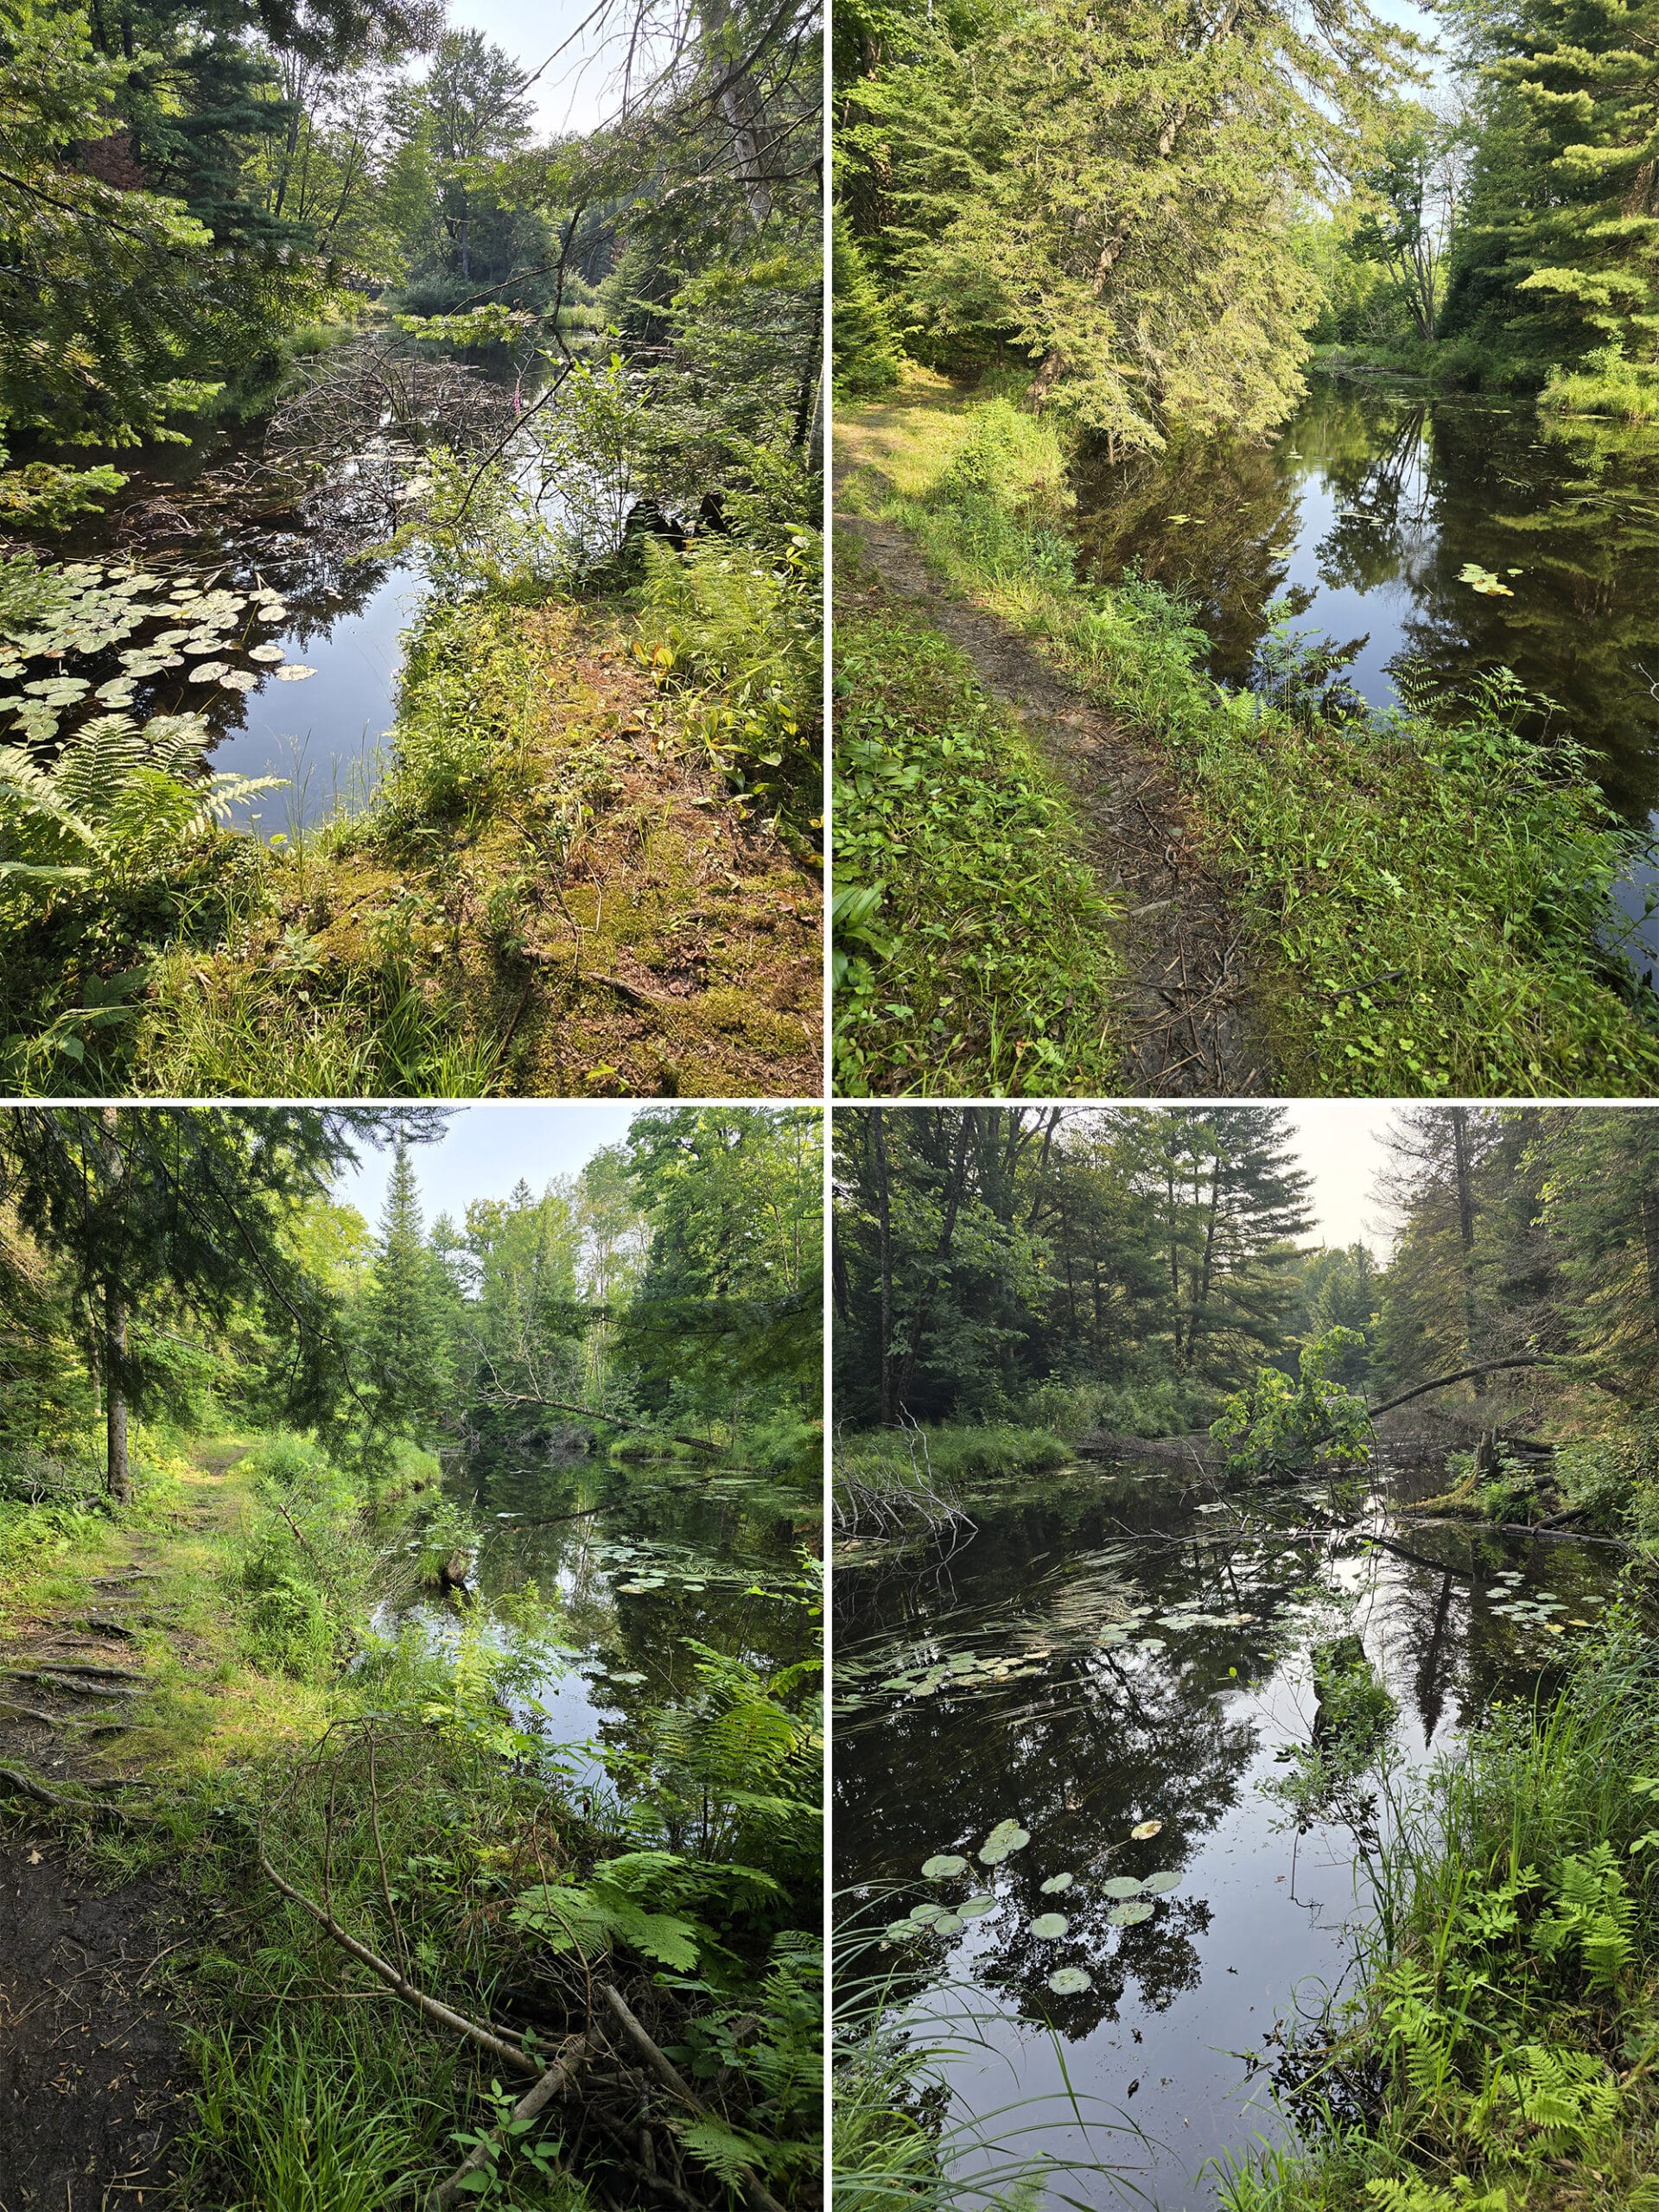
834;1464;1624;2209
1072;378;1659;957
391;1448;815;1798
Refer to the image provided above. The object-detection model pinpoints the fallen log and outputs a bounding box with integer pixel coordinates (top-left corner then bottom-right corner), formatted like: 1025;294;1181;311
430;2034;591;2209
0;1764;152;1820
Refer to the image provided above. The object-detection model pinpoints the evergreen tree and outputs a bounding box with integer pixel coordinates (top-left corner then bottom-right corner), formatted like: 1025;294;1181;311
355;1137;455;1476
1441;0;1659;378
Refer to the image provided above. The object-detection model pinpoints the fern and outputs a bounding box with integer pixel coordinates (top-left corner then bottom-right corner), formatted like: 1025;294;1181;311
1532;1846;1635;1991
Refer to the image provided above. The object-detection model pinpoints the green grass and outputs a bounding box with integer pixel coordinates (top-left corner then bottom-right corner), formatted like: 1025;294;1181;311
832;579;1122;1095
836;388;1659;1096
836;1423;1071;1489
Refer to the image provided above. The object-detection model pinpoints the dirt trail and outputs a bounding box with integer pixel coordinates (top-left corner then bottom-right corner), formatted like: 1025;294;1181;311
836;472;1272;1096
0;1452;241;2208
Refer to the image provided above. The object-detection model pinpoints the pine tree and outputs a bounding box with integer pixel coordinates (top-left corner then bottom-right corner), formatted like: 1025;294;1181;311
1442;0;1659;379
357;1139;454;1478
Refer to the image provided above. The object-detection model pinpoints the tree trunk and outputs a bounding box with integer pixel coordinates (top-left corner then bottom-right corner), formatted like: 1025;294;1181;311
892;1110;975;1416
100;1107;130;1505
870;1111;896;1427
1640;1186;1659;1346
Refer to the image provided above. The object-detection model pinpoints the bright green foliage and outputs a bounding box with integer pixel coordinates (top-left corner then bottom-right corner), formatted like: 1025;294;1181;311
832;598;1120;1096
837;0;1417;442
353;1140;456;1478
1211;1326;1373;1480
1443;0;1659;391
832;230;905;395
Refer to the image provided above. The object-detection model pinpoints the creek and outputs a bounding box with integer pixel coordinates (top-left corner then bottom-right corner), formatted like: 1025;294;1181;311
388;1443;817;1796
6;338;520;825
832;1452;1628;2210
1071;374;1659;971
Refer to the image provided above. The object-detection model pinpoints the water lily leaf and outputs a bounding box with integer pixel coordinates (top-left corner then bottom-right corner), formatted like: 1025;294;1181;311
23;676;88;704
249;644;286;663
922;1854;968;1879
188;662;230;683
881;1677;919;1692
1108;1902;1154;1926
273;664;315;679
1142;1871;1180;1895
946;1655;976;1673
1047;1967;1092;1994
616;1583;650;1593
1096;1628;1131;1645
219;670;258;691
1137;1638;1166;1653
1130;1821;1164;1840
1101;1876;1144;1899
910;1903;944;1925
884;1920;921;1942
1040;1873;1074;1894
959;1895;995;1919
94;679;137;705
1030;1913;1068;1940
611;1672;646;1683
978;1820;1031;1866
931;1912;963;1936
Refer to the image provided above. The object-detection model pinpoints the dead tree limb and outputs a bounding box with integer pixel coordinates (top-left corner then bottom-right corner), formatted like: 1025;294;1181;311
599;1986;787;2212
481;1395;723;1459
430;2035;591;2209
257;1838;539;2078
0;1764;151;1820
1364;1358;1554;1423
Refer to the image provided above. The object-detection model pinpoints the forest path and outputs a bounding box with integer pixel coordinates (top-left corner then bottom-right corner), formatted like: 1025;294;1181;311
0;1445;247;2208
835;426;1271;1095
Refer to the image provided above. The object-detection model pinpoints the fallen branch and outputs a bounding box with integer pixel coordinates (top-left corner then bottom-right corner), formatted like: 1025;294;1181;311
1407;1516;1641;1553
257;1838;539;2078
599;1985;787;2212
480;1394;723;1459
430;2035;591;2209
1364;1357;1554;1424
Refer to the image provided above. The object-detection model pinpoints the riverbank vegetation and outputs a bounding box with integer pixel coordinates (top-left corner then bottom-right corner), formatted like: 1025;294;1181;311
0;0;823;1095
833;0;1659;1094
0;1103;823;2206
835;389;1659;1096
832;1101;1659;2203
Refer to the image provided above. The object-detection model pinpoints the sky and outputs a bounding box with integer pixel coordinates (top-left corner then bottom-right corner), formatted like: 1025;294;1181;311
1287;1104;1399;1254
445;0;660;138
333;1103;639;1227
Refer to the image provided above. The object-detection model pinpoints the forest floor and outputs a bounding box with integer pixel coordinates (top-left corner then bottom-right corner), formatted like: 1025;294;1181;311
0;1445;260;2208
130;602;822;1098
835;404;1269;1095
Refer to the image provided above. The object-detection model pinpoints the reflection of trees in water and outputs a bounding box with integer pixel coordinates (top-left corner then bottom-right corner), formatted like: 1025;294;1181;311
1072;434;1308;682
1075;379;1659;827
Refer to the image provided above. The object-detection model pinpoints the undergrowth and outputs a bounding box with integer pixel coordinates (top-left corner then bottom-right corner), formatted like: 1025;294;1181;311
836;389;1659;1096
832;581;1121;1096
1223;1604;1659;2212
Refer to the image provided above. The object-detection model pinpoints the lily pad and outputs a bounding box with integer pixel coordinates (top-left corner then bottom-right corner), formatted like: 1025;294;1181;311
1101;1876;1144;1900
219;670;258;691
931;1912;963;1936
1136;1638;1166;1654
922;1854;968;1879
1142;1871;1181;1895
1030;1914;1069;1940
884;1920;920;1942
1040;1872;1074;1894
1108;1901;1154;1927
959;1894;995;1919
188;662;230;683
248;644;286;663
978;1821;1031;1866
1047;1967;1092;1995
910;1903;944;1925
1130;1821;1164;1840
272;664;315;680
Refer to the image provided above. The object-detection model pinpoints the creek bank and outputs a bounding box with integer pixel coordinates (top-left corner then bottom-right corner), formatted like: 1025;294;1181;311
834;378;1659;1096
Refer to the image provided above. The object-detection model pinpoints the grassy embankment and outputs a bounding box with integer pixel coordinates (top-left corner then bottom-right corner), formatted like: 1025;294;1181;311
833;569;1123;1096
835;372;1659;1097
3;540;822;1098
0;1426;823;2209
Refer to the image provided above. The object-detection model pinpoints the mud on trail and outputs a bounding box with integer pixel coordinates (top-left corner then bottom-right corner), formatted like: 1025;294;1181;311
0;1458;241;2207
836;464;1272;1096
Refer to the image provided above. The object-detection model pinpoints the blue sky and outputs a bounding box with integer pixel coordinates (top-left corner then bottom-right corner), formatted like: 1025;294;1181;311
445;0;656;137
333;1104;640;1229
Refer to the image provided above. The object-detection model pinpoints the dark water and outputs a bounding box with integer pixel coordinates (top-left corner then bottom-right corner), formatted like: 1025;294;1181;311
390;1448;818;1793
832;1460;1625;2209
1071;376;1659;966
